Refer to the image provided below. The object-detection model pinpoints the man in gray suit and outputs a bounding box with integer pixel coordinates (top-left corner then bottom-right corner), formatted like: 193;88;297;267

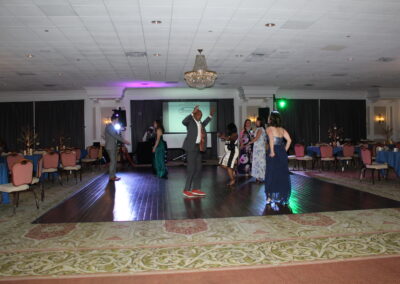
105;114;130;181
182;105;214;198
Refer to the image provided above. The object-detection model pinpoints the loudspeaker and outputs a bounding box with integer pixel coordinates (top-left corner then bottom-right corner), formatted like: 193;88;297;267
258;107;270;123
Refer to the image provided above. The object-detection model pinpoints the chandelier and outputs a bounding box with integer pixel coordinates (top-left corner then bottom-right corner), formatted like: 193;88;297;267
184;49;217;89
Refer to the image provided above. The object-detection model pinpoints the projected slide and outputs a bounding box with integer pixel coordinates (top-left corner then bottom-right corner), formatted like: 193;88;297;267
163;101;217;133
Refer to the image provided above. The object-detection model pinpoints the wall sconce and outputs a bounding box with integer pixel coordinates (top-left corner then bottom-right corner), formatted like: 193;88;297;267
103;118;112;125
248;115;257;123
375;113;385;124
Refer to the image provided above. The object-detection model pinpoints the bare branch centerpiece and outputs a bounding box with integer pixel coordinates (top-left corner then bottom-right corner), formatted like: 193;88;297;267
18;126;38;155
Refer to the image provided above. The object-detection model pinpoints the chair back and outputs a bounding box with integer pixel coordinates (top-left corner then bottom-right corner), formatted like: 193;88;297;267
36;157;43;178
61;151;76;167
361;148;372;165
43;152;59;169
88;147;99;159
11;160;33;186
74;148;81;161
7;153;24;170
320;145;333;158
372;143;384;156
342;144;355;157
294;144;305;157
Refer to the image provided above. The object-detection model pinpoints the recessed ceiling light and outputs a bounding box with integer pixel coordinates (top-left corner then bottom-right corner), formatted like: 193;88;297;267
26;54;34;58
265;23;276;27
153;53;161;57
151;20;162;24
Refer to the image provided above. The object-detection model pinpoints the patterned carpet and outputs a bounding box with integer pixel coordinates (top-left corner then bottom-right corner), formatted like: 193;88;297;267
296;169;400;201
1;170;400;281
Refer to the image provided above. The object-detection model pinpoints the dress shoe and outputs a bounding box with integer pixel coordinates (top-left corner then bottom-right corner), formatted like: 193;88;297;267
182;190;196;198
109;177;121;181
192;189;206;196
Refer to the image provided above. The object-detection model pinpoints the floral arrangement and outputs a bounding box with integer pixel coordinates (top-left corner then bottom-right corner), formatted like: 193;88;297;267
382;125;393;144
328;124;344;145
18;126;38;151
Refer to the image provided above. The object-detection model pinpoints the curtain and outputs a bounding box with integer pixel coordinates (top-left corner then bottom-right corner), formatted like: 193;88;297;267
130;100;163;153
0;102;33;152
35;100;85;149
279;99;319;146
320;100;366;142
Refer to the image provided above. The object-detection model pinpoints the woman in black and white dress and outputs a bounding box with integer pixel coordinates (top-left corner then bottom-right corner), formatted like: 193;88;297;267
219;123;239;186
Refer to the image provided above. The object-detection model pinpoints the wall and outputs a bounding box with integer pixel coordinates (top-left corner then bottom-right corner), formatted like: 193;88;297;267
1;86;399;151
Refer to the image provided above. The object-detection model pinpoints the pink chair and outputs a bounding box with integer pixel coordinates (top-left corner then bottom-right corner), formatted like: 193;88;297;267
81;146;100;170
360;148;388;184
42;152;62;185
30;157;44;201
6;153;24;173
74;148;81;164
320;145;335;171
61;151;82;184
0;160;38;214
336;144;355;171
294;144;313;170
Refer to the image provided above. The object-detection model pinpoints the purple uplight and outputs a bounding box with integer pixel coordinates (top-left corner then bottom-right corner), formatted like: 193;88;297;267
111;80;183;88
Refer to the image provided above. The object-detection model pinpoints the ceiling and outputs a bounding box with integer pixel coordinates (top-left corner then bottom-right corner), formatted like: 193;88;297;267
0;0;400;92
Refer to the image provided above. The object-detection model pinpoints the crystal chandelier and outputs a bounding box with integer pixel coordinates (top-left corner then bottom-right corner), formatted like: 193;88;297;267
184;49;217;89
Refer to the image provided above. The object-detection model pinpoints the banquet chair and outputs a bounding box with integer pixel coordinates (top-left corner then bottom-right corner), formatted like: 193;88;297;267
360;148;388;184
81;146;100;170
320;145;336;171
42;151;62;185
294;144;313;170
287;151;296;170
6;153;24;174
30;157;44;201
0;160;38;214
336;144;355;171
60;150;82;184
74;148;81;164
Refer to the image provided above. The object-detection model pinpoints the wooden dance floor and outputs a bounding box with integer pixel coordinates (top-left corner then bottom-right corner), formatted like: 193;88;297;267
34;166;400;223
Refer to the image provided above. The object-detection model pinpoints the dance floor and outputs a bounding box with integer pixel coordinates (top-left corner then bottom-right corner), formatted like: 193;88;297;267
34;166;400;223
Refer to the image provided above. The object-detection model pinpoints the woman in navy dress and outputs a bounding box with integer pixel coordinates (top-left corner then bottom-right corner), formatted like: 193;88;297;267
265;111;292;205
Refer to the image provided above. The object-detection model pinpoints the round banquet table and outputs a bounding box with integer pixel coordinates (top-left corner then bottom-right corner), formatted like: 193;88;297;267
0;163;10;204
376;151;400;177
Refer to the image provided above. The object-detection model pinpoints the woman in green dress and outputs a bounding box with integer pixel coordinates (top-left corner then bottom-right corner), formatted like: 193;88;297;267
152;120;168;178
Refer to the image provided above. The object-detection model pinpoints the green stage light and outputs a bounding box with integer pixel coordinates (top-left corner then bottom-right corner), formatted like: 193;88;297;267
277;99;287;109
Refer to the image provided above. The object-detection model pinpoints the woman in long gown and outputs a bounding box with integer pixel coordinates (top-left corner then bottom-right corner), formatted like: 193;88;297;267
250;117;266;182
152;120;168;178
237;119;254;176
265;111;292;205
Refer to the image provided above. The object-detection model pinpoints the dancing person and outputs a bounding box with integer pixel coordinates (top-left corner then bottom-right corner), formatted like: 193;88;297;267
105;113;130;181
218;123;239;187
250;117;266;182
237;119;254;176
182;105;214;198
152;120;168;178
265;111;292;205
142;126;155;143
